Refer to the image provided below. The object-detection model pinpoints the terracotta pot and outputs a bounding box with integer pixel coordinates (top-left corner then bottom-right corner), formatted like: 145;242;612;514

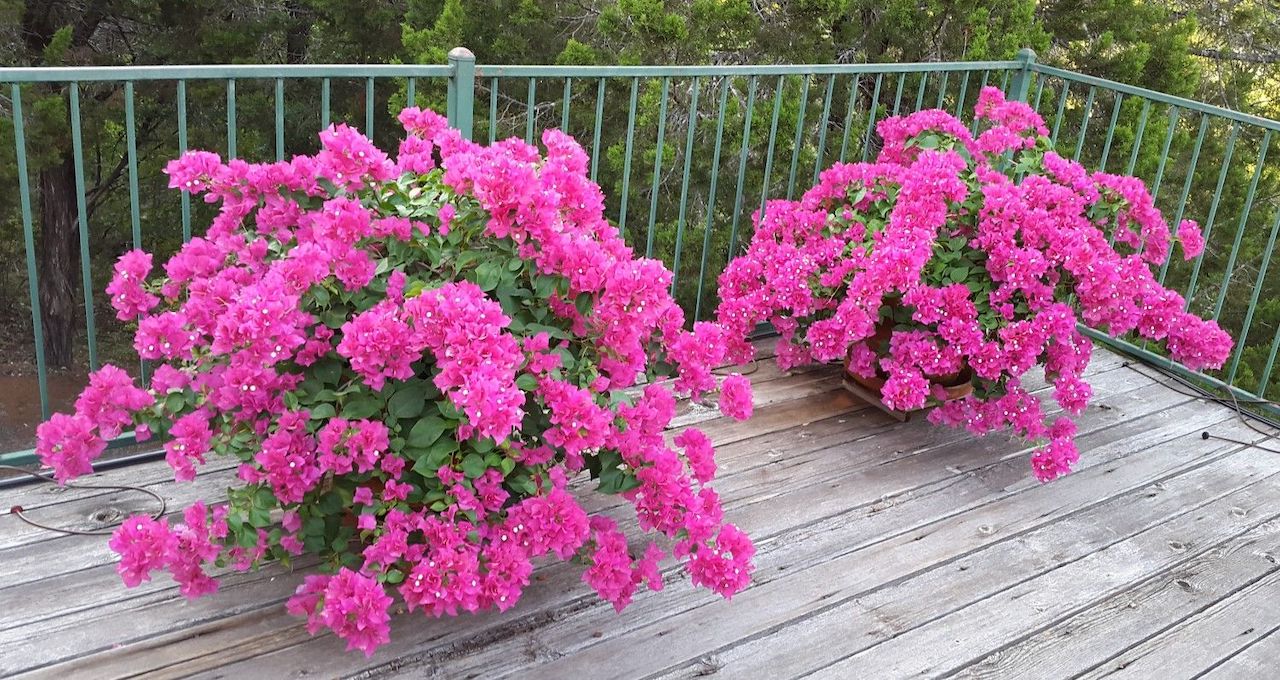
841;302;974;412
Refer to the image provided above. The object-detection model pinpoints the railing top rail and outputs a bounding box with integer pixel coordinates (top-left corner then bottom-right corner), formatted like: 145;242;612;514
475;60;1023;78
0;63;455;83
1033;63;1280;133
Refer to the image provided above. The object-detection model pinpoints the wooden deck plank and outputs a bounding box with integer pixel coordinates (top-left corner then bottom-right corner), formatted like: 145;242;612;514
651;443;1280;680
0;348;1270;680
183;366;1177;680
1198;623;1280;679
1073;550;1280;679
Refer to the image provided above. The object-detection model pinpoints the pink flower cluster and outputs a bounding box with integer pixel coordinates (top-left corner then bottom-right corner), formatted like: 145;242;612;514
36;108;757;656
718;87;1232;481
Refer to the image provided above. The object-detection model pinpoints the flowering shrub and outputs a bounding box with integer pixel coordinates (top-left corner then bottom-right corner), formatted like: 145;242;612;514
717;87;1233;482
38;109;757;656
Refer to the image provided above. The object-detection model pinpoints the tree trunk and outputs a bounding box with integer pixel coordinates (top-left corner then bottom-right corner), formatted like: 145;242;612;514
37;154;80;369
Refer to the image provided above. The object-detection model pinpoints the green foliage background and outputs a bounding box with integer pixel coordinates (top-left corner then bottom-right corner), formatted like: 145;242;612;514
4;0;1280;409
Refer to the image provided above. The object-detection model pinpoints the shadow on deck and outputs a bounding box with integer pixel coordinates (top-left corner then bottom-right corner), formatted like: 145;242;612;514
2;343;1279;679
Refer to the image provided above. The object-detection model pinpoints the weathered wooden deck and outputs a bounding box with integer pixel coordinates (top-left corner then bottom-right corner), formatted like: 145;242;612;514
3;344;1280;679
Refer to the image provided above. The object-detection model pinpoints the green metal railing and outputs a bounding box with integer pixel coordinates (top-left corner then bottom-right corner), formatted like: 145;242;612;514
1;47;1277;464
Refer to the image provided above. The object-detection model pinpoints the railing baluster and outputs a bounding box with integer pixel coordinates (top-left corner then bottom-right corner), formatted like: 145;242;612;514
695;78;731;321
955;71;971;118
524;77;537;143
914;72;927;112
125;81;146;382
1211;131;1270;321
226;79;237;158
591;78;606;182
935;72;949;110
785;75;810;199
1097;93;1123;171
561;77;572;131
406;77;416;107
275;78;286;160
70;83;98;371
321;78;330;129
1033;76;1046;111
760;75;785;212
671;77;700;295
1050;80;1070;145
178;79;191;242
863;73;884;162
10;84;50;419
839;74;859;163
1259;310;1280;397
1123;100;1151;176
1159;114;1210;284
1184;121;1239;308
1231;207;1280;383
891;73;906;116
971;71;990;135
1150;106;1179;200
1073;86;1096;162
489;77;498;144
728;76;758;259
645;77;670;258
618;77;639;236
365;77;375;136
811;74;835;185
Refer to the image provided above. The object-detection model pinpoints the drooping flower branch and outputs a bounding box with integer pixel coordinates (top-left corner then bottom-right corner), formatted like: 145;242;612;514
717;87;1231;482
39;109;756;656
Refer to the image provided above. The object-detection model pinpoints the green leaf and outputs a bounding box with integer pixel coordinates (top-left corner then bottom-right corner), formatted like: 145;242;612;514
516;373;539;391
308;403;337;420
475;261;502;291
341;395;383;419
407;415;449;448
460;453;488;478
314;359;343;386
388;382;427;419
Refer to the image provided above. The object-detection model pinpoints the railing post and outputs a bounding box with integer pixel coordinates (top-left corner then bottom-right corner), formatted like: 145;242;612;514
447;47;476;140
1009;47;1036;103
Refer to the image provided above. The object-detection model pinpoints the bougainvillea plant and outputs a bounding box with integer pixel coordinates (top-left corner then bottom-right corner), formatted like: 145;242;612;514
36;109;757;656
716;86;1233;483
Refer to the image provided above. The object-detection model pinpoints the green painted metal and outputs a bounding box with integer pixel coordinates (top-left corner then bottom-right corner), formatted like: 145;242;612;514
524;78;537;143
786;75;811;199
226;79;237;158
728;76;758;259
863;73;883;162
1098;93;1124;171
1211;131;1270;321
645;77;670;258
178;80;191;242
1150;106;1180;200
10;84;50;422
812;74;835;185
321;78;331;129
1050;80;1069;144
1230;206;1280;383
561;77;572;130
760;75;785;213
7;51;1280;463
839;75;858;162
70;84;98;372
670;77;700;296
125;82;143;247
590;78;605;182
695;78;731;322
365;77;375;135
1160;114;1210;284
275;78;286;160
1073;86;1096;162
1184;122;1239;307
488;77;498;144
618;77;639;237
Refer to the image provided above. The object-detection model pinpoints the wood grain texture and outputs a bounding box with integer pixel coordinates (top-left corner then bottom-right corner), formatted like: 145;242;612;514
1;347;1275;680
